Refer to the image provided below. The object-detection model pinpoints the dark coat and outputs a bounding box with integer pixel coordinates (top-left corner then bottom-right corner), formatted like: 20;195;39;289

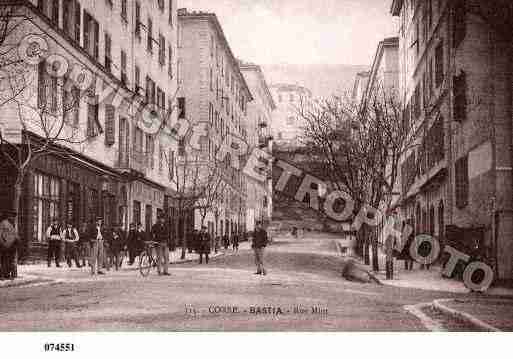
197;231;211;254
127;230;144;253
109;229;126;253
252;228;268;249
87;224;106;242
152;222;170;244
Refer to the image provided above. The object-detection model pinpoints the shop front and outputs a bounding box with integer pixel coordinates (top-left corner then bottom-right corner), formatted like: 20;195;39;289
128;179;165;234
19;153;123;256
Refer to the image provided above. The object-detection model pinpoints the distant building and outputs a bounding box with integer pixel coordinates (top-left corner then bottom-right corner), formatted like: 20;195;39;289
269;84;312;148
351;71;370;103
363;37;399;99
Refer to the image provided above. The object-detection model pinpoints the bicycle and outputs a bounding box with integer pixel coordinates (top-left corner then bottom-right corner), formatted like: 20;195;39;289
139;241;160;277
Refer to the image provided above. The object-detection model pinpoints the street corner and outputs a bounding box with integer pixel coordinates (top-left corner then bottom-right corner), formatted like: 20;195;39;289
433;297;513;331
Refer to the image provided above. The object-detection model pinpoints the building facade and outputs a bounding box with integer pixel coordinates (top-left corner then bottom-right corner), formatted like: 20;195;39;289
0;0;178;255
269;84;312;148
362;37;399;101
351;71;370;103
177;9;253;238
391;0;513;280
239;61;276;230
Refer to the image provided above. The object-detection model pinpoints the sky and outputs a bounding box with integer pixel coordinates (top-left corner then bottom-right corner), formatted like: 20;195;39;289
177;0;399;66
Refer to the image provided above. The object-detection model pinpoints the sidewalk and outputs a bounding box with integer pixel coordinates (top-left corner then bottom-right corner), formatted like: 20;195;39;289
435;298;513;331
0;275;55;289
3;243;249;288
343;244;513;296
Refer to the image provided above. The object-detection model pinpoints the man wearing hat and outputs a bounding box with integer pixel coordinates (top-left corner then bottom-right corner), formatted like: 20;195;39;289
108;223;126;271
0;209;18;279
151;214;171;276
46;217;62;267
88;217;106;275
61;221;81;268
198;225;211;264
252;221;269;275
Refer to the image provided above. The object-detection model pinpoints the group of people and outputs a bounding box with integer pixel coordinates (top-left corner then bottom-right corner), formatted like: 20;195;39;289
2;210;271;279
45;217;151;275
190;221;269;275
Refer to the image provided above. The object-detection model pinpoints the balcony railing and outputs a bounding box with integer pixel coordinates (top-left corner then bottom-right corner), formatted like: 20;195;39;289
117;149;147;176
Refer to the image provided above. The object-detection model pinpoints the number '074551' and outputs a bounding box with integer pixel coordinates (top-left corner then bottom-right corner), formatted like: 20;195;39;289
44;343;75;352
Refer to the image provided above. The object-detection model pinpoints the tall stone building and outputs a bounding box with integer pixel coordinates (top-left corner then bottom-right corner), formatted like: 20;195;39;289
0;0;179;256
391;0;513;279
351;71;370;103
269;84;312;148
177;9;253;237
239;61;276;229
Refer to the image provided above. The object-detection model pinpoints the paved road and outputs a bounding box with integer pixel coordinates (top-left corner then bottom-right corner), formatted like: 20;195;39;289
0;235;483;331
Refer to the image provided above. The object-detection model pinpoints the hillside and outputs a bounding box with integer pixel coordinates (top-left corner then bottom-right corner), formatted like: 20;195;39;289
261;64;369;99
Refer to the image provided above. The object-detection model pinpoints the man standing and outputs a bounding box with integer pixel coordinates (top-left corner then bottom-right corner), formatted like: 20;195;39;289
198;225;211;264
89;217;106;275
46;218;62;268
78;222;90;267
126;223;139;265
108;224;125;271
151;214;170;276
0;210;18;280
252;221;268;275
61;222;81;268
232;230;239;251
222;232;229;250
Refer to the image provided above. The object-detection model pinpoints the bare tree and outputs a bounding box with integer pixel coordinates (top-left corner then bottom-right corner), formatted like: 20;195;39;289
0;6;89;264
164;127;244;259
298;84;417;271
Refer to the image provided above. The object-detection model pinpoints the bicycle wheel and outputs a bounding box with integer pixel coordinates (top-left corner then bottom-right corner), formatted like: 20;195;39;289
139;251;151;277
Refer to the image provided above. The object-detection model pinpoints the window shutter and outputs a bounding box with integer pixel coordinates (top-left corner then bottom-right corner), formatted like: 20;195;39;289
63;0;71;36
178;97;185;118
455;155;469;209
159;144;163;172
125;120;130;164
93;20;99;59
105;105;116;146
118;118;125;166
83;11;89;51
453;71;467;121
52;0;59;25
135;2;141;37
435;41;444;87
87;102;95;138
38;61;47;109
168;45;173;78
168;149;174;180
453;0;467;49
74;1;81;43
169;0;174;26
